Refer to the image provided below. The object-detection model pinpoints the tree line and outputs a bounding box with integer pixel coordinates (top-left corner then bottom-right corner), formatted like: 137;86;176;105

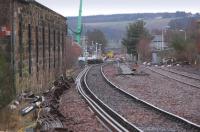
122;20;200;66
122;21;152;62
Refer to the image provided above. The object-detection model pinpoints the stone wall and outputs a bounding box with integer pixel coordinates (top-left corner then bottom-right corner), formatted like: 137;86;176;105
0;37;14;107
0;0;12;26
0;0;15;107
0;0;68;106
14;0;67;93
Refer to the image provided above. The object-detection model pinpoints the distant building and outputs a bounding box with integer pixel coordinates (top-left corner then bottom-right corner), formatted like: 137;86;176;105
150;35;168;51
150;35;169;64
155;16;163;19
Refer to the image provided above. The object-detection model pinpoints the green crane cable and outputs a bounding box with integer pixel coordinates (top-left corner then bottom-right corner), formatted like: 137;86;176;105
76;0;83;44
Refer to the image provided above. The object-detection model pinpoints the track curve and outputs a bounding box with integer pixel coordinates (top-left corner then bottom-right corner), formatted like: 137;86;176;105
76;64;200;131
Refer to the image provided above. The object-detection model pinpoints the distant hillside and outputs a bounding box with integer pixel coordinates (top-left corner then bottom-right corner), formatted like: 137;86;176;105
67;12;198;48
84;18;173;48
68;12;190;23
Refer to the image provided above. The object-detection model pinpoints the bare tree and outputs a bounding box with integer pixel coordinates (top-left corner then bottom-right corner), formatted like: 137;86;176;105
86;29;107;53
137;38;151;61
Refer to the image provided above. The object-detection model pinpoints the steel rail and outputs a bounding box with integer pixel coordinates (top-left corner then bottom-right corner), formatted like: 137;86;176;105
146;66;200;89
158;67;200;81
76;66;142;132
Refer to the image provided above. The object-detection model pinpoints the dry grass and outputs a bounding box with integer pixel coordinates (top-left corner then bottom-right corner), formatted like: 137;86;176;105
0;102;36;131
0;107;21;131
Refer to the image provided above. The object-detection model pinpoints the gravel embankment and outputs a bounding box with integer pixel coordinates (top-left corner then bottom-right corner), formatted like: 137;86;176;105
160;67;200;80
103;63;200;125
59;78;106;131
173;65;200;76
148;66;200;88
86;65;199;132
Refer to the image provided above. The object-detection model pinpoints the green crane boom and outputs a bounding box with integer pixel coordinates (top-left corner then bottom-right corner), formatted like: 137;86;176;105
76;0;83;44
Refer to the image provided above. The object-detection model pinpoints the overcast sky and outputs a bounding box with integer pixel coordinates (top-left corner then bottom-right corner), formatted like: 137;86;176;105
36;0;200;16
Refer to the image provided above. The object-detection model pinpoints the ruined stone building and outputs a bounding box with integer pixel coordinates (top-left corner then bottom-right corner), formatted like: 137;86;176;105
0;0;70;107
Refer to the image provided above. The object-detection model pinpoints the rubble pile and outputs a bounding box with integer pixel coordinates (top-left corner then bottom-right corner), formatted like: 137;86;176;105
8;75;74;131
38;76;73;131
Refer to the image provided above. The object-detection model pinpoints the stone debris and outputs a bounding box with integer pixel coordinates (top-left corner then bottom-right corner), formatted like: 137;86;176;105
37;75;73;131
11;75;74;131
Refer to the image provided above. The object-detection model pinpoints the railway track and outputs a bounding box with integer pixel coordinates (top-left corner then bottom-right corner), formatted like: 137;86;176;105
159;67;200;80
146;66;200;89
76;66;141;132
76;64;200;132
